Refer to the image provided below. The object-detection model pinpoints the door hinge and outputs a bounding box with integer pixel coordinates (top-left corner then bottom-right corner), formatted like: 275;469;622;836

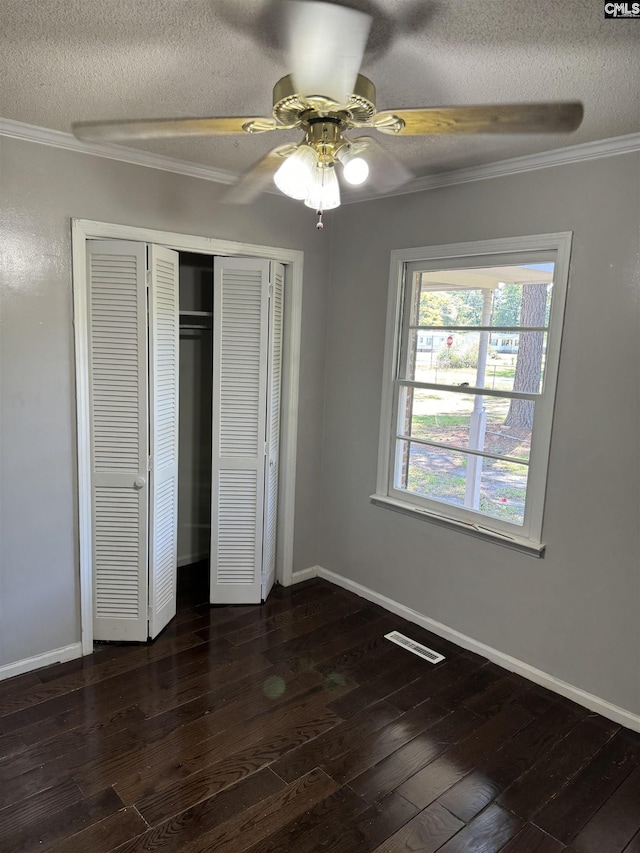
265;442;269;457
147;455;153;471
146;270;151;289
147;605;153;620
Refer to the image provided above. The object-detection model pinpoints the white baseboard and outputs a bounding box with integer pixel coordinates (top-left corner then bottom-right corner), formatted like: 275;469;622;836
316;566;640;734
0;642;83;682
290;566;320;585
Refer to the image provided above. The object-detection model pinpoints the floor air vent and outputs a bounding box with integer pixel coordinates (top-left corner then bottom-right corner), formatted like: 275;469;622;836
384;631;445;664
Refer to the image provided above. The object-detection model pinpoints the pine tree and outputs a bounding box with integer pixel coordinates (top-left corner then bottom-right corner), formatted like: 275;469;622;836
504;283;547;430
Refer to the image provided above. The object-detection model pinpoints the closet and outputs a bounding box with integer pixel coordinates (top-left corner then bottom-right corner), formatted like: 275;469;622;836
177;254;213;586
86;240;284;643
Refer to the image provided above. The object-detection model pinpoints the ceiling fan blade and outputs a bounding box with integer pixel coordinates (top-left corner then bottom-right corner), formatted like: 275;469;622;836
351;136;413;193
72;115;278;143
373;102;584;135
282;0;371;104
224;144;298;204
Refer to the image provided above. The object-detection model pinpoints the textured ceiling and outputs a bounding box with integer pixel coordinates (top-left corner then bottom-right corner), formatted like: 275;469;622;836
2;0;639;182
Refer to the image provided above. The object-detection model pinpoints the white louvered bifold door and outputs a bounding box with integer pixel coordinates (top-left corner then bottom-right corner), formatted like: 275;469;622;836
87;240;149;642
148;245;180;639
261;262;284;601
210;257;270;604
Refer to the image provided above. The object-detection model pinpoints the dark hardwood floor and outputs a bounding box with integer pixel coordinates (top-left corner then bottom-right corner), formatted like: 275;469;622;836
1;571;640;852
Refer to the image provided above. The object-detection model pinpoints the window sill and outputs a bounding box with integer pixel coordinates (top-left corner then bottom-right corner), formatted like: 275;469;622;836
369;494;545;557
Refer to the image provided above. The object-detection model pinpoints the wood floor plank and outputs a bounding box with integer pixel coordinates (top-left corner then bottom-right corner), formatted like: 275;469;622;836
225;592;351;645
270;698;401;784
243;784;369;853
72;668;329;798
623;833;640;852
0;730;26;760
567;762;640;852
0;706;148;781
283;614;398;675
0;672;41;702
299;791;420;853
497;715;620;821
3;786;125;853
197;596;367;662
500;823;566;852
350;705;485;804
437;700;583;822
110;767;288;853
535;731;640;844
169;768;337;853
321;698;455;786
371;801;465;852
325;647;438;718
118;680;344;808
433;663;503;709
0;632;211;720
18;702;148;751
437;802;522;852
397;704;534;809
45;807;148;853
384;654;479;713
0;779;83;850
132;704;342;823
259;606;381;666
134;652;272;717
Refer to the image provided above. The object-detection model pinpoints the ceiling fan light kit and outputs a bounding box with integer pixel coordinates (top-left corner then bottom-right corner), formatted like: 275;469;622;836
71;0;584;228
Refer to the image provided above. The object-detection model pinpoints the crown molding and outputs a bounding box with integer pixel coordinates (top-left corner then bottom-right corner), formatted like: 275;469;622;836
343;131;640;203
0;117;237;186
2;117;639;201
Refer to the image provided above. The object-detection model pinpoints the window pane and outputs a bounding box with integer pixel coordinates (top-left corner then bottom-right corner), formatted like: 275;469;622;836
412;265;554;328
395;440;528;526
398;387;532;461
406;329;548;394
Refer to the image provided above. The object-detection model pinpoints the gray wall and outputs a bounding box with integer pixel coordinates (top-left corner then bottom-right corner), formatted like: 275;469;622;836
321;152;640;715
0;136;330;668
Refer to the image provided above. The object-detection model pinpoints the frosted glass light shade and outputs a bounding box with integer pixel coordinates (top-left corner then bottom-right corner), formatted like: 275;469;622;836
304;164;341;211
274;146;318;199
343;156;369;185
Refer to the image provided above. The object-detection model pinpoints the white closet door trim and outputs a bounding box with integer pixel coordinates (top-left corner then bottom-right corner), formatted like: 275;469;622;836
73;219;303;654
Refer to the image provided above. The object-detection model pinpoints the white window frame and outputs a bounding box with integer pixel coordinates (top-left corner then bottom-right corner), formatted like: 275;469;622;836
372;233;573;555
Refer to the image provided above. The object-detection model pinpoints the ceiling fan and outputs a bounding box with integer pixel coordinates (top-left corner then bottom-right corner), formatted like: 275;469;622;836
72;0;584;228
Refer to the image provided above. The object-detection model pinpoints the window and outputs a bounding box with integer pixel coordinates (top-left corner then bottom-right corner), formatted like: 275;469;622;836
373;234;572;553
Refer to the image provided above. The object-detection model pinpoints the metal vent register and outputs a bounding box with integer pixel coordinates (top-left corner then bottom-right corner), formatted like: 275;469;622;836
384;631;445;664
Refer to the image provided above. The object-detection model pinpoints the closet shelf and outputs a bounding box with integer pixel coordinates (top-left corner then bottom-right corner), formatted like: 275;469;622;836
179;310;213;318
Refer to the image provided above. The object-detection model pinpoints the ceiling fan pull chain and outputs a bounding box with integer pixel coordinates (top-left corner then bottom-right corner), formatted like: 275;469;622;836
316;210;324;230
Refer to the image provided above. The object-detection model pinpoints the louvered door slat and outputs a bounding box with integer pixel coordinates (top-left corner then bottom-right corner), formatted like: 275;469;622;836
88;240;148;642
210;257;270;604
148;245;180;639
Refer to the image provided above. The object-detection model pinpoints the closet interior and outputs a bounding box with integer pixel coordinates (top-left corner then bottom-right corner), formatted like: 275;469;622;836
177;253;213;594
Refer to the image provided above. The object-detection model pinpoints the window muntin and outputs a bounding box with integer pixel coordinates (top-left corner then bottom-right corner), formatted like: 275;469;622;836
396;441;529;527
405;330;549;393
375;237;571;550
397;388;533;462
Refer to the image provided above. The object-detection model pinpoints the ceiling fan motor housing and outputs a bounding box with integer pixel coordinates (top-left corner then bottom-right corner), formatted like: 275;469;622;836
271;73;377;128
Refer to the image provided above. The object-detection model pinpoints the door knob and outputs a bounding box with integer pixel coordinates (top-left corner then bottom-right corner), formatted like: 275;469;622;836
134;476;146;489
